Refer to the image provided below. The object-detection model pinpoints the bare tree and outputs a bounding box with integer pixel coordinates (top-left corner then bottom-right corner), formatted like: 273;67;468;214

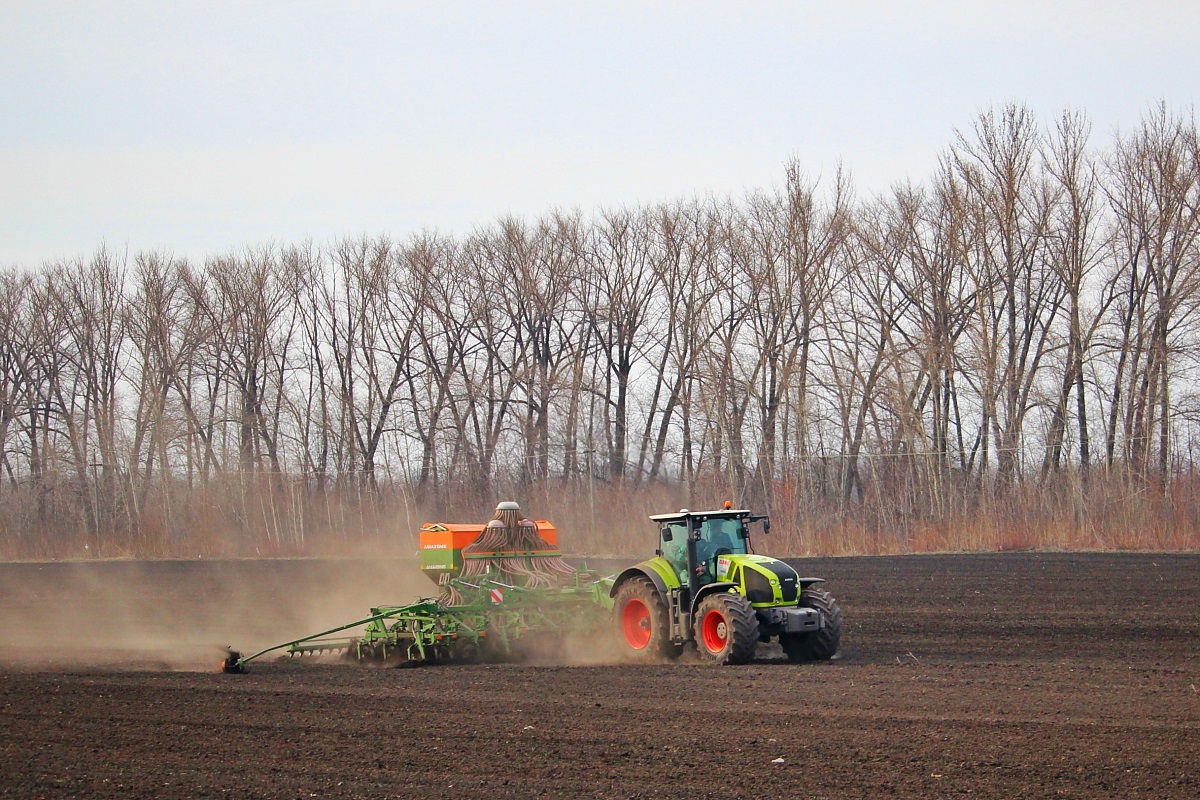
576;209;657;482
740;165;850;508
1104;104;1200;485
484;216;589;485
322;236;426;493
634;201;723;485
125;251;210;545
403;232;462;502
953;104;1063;487
855;168;979;516
0;270;35;491
1041;110;1110;479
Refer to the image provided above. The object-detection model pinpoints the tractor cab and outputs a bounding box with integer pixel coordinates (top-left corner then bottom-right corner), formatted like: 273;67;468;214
652;508;765;589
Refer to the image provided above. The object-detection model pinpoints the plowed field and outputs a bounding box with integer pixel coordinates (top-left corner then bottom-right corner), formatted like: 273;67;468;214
1;552;1198;799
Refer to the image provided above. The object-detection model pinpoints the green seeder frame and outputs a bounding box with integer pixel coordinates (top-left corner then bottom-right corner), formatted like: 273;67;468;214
229;570;614;672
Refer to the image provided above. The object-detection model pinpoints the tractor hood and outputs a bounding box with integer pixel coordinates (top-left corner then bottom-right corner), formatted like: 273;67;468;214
716;554;801;606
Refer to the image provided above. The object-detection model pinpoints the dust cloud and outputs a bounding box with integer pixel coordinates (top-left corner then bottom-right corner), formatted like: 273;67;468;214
0;558;431;671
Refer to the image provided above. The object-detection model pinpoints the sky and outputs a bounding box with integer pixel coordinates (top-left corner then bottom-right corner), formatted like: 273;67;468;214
2;1;1198;268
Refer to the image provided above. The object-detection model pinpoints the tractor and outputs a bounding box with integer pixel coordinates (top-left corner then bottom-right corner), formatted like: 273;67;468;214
609;505;842;664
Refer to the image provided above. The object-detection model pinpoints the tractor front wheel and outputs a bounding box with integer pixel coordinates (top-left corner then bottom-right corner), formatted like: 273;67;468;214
693;592;759;665
613;576;678;661
780;586;842;662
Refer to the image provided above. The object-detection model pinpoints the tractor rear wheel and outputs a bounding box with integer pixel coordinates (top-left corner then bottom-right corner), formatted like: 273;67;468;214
780;586;842;662
693;592;759;665
613;576;678;660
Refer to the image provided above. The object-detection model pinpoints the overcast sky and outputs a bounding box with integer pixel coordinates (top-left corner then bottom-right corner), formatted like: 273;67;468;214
2;1;1197;268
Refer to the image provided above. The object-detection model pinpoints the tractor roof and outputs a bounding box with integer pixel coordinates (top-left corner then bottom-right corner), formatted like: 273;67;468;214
649;509;751;523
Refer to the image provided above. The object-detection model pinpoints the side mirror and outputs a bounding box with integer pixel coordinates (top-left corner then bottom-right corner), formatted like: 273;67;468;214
661;526;673;542
763;518;771;535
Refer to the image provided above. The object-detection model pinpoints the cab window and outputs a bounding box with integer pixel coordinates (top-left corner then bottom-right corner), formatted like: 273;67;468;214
660;522;688;574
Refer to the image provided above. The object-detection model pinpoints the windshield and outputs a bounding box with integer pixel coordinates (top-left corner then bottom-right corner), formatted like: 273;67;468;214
695;517;748;560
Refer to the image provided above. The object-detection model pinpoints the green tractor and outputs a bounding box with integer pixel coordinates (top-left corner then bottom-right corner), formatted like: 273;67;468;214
609;506;842;665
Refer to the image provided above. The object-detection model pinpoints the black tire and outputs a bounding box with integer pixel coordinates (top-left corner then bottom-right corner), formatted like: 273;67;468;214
613;576;678;660
780;585;842;662
693;592;759;665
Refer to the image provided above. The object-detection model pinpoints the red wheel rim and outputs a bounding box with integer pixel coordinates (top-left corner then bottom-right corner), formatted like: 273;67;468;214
621;598;652;649
700;608;728;653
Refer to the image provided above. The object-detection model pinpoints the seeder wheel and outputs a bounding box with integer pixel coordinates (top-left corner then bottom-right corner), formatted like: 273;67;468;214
221;650;245;674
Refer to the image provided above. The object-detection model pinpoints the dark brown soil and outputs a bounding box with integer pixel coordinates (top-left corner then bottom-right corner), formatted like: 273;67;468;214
2;552;1198;799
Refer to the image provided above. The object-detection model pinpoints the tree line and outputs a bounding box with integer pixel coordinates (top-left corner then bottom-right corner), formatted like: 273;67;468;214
2;103;1199;558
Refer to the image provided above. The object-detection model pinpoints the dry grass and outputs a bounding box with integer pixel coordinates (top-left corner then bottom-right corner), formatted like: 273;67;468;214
1;470;1198;560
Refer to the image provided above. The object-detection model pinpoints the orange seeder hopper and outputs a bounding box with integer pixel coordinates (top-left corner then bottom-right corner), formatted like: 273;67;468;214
418;521;558;584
